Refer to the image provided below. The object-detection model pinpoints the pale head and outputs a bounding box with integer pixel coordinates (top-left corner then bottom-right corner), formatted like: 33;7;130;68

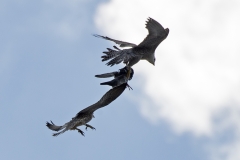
146;54;155;66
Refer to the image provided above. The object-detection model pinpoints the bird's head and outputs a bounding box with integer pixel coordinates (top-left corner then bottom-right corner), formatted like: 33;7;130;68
147;54;155;66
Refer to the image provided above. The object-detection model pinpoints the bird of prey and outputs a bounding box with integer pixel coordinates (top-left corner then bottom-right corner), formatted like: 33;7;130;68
94;17;169;67
95;66;134;89
46;83;127;137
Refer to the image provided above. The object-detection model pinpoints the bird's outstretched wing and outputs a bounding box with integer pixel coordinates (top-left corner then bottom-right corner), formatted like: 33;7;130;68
138;17;169;47
93;34;137;48
95;71;118;78
95;66;134;80
76;83;127;117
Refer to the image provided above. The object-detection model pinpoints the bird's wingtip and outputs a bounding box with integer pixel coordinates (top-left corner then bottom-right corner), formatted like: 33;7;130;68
92;34;100;37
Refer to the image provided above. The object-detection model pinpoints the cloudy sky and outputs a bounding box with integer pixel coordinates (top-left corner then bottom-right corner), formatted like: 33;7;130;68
1;0;240;160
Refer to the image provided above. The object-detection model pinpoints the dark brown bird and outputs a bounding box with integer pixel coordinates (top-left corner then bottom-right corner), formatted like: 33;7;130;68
95;66;134;89
46;83;127;136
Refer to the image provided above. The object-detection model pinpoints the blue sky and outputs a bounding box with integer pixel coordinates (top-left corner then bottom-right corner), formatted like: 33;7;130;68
1;0;240;160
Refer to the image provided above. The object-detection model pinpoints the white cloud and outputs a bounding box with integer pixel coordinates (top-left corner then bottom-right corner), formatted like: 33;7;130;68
94;0;240;159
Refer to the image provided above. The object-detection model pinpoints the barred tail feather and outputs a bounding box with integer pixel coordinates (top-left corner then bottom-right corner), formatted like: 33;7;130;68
102;51;120;62
106;54;126;66
102;48;133;66
101;46;127;61
102;48;116;55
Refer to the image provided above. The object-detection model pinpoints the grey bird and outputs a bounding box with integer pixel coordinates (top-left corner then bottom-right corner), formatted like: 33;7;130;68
95;66;134;89
94;17;169;67
46;83;127;137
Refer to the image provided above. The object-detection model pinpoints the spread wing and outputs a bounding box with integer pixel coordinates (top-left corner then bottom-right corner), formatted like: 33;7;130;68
93;34;137;48
138;17;168;47
76;83;127;117
95;71;118;78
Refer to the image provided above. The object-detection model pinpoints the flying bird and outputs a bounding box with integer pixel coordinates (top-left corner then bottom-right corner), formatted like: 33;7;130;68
94;17;169;67
95;66;134;89
46;83;127;137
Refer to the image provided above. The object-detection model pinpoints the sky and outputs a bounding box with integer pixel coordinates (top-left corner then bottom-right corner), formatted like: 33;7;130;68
1;0;240;160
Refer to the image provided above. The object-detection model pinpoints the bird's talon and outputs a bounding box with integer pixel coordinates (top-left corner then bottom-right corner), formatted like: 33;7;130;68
126;84;133;90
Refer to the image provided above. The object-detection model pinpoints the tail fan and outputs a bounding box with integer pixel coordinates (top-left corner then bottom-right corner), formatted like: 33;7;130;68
46;121;64;131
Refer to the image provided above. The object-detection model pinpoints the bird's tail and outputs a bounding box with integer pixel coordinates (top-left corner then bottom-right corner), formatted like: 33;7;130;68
46;121;69;137
46;121;66;131
101;48;132;66
100;81;113;86
95;72;117;78
46;121;63;131
101;47;121;62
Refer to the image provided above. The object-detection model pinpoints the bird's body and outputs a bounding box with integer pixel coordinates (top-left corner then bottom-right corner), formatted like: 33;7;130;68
94;17;169;67
95;66;134;88
95;66;132;79
47;113;94;136
46;83;127;136
100;74;128;87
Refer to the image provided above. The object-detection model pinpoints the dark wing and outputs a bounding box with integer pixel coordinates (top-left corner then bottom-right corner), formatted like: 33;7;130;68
76;83;127;116
138;17;169;47
93;34;137;48
95;71;118;78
